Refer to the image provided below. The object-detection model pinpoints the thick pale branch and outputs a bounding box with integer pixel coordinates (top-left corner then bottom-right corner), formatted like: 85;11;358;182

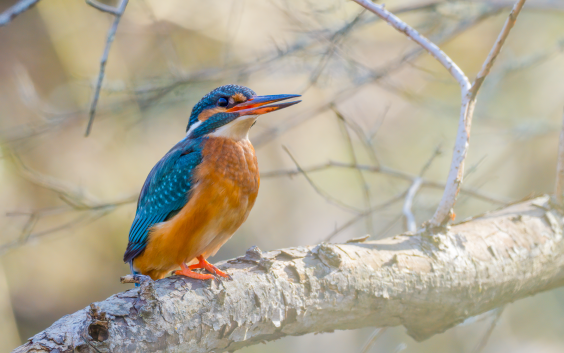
14;196;564;352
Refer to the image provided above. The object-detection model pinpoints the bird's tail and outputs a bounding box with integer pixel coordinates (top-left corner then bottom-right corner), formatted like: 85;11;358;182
129;261;141;288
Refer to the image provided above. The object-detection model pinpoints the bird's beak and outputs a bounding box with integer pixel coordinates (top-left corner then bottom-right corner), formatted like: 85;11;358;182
226;94;301;116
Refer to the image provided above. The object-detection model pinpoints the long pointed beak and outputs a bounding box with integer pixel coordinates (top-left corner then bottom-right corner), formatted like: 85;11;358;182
226;94;301;116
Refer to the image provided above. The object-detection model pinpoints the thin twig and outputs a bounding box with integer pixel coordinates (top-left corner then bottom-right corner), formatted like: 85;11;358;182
86;0;120;15
332;105;380;166
85;0;130;137
419;144;443;177
403;178;422;233
369;103;391;142
325;192;407;242
282;146;361;214
472;306;505;353
359;328;387;353
469;0;527;100
403;146;443;232
0;0;41;27
262;161;508;205
333;108;374;232
555;108;564;204
376;213;404;239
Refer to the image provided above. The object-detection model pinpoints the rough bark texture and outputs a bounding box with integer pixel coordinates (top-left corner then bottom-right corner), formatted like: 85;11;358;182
14;196;564;353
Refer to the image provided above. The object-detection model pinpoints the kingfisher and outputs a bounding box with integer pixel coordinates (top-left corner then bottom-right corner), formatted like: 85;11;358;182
123;84;300;281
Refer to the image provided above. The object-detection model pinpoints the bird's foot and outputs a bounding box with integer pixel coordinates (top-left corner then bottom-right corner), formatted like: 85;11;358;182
189;255;231;279
175;266;215;280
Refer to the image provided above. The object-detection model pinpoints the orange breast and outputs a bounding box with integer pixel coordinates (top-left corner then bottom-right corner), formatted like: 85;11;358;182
133;137;259;279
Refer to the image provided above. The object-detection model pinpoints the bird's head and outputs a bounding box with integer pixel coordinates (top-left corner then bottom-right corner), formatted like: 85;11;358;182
186;84;301;140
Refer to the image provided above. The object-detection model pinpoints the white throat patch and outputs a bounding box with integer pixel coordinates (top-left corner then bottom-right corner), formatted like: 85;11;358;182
209;115;257;140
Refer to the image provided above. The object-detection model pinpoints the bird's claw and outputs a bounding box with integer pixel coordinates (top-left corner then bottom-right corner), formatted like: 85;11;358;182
213;272;233;282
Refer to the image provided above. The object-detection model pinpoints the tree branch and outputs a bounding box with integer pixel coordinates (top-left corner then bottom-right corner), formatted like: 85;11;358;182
84;0;129;137
402;177;422;232
0;0;41;27
352;0;526;228
86;0;120;16
13;195;564;352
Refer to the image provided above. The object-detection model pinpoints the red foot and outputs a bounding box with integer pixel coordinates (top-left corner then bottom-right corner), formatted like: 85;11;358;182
188;255;231;278
175;262;214;280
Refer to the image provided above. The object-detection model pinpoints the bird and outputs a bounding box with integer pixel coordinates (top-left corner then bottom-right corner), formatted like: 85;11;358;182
123;84;301;281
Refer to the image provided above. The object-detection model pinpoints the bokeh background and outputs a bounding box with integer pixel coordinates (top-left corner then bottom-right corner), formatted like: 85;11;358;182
1;0;564;352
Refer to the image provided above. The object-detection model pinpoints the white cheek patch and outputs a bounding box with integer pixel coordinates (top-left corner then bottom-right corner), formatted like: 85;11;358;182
210;115;258;140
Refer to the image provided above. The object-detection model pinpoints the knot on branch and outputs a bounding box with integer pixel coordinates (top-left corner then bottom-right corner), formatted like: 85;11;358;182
88;304;109;342
313;243;343;268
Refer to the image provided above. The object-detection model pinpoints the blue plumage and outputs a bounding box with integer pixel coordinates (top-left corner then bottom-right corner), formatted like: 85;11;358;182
123;137;204;264
186;85;255;132
123;84;301;282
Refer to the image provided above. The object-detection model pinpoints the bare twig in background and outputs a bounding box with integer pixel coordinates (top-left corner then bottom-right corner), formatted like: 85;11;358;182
0;1;505;148
253;3;503;148
13;196;564;353
1;153;136;255
262;161;508;205
325;191;407;241
86;0;120;15
403;145;443;232
469;0;527;100
472;306;505;353
352;0;526;228
332;105;380;166
359;328;387;353
403;178;423;232
554;109;564;204
84;0;129;137
333;107;374;232
351;1;469;88
419;144;443;177
0;0;41;27
282;146;362;214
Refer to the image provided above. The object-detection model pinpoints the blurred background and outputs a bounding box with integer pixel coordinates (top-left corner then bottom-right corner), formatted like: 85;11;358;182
1;0;564;352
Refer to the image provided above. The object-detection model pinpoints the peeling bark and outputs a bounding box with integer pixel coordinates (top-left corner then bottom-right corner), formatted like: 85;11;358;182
14;196;564;353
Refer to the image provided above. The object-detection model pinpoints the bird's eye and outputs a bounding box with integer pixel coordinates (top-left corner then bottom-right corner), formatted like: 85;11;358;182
218;97;229;107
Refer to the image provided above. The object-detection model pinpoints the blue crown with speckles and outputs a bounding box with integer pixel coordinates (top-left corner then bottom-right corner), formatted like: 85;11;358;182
186;85;256;132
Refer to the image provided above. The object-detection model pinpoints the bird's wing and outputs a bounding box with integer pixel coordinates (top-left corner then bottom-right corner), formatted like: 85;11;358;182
123;140;202;263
